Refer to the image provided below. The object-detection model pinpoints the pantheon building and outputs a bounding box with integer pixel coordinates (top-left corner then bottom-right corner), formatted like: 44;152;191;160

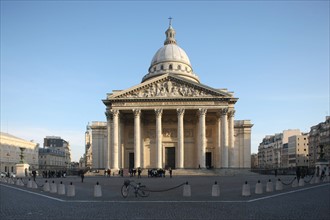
98;22;253;171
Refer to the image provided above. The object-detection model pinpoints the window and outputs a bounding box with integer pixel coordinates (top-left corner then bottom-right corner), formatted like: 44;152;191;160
169;64;173;70
153;67;156;71
161;65;164;70
178;65;181;70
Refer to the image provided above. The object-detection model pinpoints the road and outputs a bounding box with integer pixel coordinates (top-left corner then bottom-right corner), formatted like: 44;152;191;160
0;174;329;220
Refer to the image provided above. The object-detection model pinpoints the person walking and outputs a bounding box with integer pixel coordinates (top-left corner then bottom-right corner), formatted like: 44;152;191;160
32;170;37;181
296;167;301;182
169;167;172;178
137;168;142;178
80;170;85;183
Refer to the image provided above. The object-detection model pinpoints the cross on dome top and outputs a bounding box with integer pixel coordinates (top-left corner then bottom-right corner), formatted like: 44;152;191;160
168;16;173;27
164;17;176;45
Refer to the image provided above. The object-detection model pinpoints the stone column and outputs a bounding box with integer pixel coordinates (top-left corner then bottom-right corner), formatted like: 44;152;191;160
155;109;163;169
198;108;207;168
105;109;112;169
119;116;124;169
111;109;120;170
133;109;141;168
216;112;222;168
177;108;185;169
220;108;229;168
228;110;236;168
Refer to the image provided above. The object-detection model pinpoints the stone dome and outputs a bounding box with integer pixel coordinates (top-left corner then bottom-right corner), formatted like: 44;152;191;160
142;24;200;83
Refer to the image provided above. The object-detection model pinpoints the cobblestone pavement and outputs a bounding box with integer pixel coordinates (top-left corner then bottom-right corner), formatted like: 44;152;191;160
0;174;329;219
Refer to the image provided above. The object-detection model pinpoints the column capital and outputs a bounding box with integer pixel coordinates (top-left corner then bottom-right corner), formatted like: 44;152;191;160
219;108;228;116
133;109;141;117
110;109;120;117
228;110;235;118
177;108;185;116
105;109;113;120
155;109;163;116
197;108;207;117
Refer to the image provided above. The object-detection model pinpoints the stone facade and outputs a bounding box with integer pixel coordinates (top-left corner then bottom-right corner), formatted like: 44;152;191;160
85;122;108;169
100;23;253;171
0;132;39;173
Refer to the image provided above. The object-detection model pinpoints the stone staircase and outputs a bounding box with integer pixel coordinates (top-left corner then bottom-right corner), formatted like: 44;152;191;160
169;168;259;176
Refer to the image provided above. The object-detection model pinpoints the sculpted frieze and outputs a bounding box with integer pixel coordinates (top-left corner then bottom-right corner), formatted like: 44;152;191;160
184;129;194;137
163;129;177;138
121;80;214;98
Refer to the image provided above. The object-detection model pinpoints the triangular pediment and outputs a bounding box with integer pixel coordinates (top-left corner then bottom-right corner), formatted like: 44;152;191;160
107;74;233;100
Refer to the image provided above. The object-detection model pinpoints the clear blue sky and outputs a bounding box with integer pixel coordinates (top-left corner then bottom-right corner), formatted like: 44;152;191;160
1;1;329;162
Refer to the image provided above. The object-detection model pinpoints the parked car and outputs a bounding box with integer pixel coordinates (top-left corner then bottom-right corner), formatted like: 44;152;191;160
9;172;16;178
0;172;6;178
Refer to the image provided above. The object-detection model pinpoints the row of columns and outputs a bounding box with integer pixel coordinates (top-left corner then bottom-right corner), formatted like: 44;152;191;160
106;107;235;170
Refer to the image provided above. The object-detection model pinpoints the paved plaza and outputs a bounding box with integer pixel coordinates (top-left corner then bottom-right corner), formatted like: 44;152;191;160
0;173;329;219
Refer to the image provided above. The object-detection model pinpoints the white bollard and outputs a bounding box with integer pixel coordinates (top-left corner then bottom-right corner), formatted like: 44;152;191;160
58;182;66;195
275;179;283;191
211;181;220;197
27;179;32;188
183;182;191;197
242;181;251;197
67;182;75;197
298;178;305;187
94;182;102;197
9;179;15;185
292;178;298;187
32;181;38;189
266;179;273;192
315;176;320;184
16;179;23;186
43;181;50;192
50;181;57;193
255;180;263;194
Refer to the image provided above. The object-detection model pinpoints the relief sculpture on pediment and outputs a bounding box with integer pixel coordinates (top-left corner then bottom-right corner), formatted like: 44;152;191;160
124;80;212;98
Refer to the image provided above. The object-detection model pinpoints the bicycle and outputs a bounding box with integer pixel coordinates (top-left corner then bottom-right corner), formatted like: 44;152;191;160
121;180;150;198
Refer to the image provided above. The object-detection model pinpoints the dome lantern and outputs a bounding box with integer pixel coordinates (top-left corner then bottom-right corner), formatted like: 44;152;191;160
164;17;177;45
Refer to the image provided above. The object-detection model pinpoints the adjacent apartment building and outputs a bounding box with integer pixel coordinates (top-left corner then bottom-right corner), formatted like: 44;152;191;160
308;116;330;167
258;129;302;169
288;133;309;168
258;117;330;169
38;136;71;171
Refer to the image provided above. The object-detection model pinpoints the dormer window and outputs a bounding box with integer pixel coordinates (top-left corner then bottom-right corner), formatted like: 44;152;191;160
153;67;156;71
161;65;164;70
169;64;173;70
